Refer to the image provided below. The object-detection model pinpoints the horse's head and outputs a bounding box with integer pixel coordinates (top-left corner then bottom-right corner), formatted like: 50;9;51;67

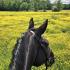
10;18;55;70
22;18;49;69
27;18;55;67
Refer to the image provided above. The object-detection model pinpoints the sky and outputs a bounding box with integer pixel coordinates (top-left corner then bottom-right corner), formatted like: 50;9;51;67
51;0;70;4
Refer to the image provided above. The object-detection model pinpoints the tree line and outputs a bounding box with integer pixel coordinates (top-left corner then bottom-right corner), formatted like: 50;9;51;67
0;0;70;11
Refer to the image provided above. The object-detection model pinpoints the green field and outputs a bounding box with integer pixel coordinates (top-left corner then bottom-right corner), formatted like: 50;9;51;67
0;10;70;70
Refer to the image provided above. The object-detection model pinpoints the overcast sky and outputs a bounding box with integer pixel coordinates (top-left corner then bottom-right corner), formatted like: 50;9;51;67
51;0;70;4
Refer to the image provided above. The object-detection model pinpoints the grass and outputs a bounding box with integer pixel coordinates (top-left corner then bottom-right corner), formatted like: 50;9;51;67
0;10;70;70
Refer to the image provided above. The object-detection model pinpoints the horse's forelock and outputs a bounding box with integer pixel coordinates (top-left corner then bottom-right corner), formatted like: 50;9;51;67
30;30;35;35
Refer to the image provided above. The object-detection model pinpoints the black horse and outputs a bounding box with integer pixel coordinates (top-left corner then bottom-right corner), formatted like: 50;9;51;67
9;18;55;70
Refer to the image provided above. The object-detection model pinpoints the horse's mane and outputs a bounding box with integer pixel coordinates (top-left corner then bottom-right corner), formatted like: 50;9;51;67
9;33;25;69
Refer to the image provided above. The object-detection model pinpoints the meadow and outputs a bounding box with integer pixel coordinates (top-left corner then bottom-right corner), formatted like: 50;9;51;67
0;10;70;70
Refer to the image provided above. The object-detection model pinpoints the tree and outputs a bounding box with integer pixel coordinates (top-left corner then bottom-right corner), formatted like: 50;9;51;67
0;0;5;11
57;0;63;11
52;0;63;11
29;0;39;11
46;0;51;10
19;2;29;11
33;0;39;11
63;4;70;10
39;1;47;12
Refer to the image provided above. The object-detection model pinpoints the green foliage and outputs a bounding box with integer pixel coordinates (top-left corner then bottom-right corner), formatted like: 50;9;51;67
31;0;39;11
0;0;70;11
46;0;51;10
0;0;51;11
52;0;63;11
19;2;29;11
56;0;63;11
39;1;47;12
0;0;22;11
63;4;70;10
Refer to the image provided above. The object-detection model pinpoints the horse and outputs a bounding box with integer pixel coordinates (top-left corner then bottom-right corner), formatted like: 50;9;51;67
9;18;55;70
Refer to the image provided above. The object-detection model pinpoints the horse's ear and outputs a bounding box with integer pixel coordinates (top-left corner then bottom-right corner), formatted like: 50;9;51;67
36;19;48;35
28;18;34;29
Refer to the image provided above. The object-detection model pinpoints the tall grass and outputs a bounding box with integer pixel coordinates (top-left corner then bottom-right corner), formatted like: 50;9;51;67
0;10;70;70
